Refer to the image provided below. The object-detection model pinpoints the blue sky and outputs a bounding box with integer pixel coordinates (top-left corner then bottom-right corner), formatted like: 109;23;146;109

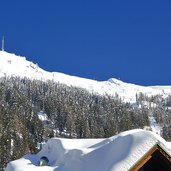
0;1;171;86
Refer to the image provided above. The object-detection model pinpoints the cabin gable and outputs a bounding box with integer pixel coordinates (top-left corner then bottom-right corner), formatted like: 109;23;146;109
130;144;171;171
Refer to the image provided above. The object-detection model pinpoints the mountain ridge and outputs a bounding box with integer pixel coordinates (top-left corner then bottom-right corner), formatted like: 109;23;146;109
0;50;171;102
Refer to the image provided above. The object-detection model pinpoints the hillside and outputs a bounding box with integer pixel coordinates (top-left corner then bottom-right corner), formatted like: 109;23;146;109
0;51;171;170
0;51;171;102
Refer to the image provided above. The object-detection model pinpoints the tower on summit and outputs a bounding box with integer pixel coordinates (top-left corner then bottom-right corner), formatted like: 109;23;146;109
2;36;4;51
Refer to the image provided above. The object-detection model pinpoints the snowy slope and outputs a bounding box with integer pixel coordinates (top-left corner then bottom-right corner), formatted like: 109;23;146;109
0;51;171;102
6;129;171;171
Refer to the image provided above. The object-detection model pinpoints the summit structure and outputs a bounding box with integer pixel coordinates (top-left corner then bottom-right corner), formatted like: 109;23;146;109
1;36;4;51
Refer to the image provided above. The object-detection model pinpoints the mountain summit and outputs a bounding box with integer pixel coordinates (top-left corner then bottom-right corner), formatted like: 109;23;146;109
0;51;171;102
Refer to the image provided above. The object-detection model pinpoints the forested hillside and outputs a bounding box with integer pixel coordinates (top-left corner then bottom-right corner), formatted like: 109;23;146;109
0;76;171;169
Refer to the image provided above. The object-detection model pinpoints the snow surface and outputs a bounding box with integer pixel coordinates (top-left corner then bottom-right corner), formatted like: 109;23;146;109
0;51;171;102
37;111;48;122
149;116;161;135
6;129;171;171
1;51;171;170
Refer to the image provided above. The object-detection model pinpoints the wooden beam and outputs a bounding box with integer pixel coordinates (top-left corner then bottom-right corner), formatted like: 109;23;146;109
130;144;171;171
130;145;157;171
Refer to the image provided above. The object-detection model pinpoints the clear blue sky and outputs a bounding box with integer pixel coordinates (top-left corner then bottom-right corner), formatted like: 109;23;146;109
0;0;171;86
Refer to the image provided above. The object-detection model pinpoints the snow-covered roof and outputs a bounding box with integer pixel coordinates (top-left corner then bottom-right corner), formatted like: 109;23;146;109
6;129;171;171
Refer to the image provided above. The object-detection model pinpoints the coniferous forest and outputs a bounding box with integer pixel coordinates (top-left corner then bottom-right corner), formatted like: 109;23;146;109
0;76;171;169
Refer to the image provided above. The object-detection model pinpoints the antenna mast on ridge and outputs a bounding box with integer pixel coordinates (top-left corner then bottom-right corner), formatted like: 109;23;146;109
2;36;4;51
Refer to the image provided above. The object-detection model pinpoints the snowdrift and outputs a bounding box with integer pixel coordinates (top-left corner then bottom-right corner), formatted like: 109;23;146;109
6;129;171;171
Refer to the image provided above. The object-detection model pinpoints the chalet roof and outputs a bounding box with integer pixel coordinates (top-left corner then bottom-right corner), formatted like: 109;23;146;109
6;129;171;171
36;129;171;171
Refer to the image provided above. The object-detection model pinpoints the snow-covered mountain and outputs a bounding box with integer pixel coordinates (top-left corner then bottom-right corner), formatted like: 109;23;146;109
2;51;171;171
0;50;171;102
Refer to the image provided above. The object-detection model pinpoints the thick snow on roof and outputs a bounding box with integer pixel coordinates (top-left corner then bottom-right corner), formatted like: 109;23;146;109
6;129;171;171
0;51;171;102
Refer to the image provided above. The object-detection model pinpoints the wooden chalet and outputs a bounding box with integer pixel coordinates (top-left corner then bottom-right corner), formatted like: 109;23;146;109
130;143;171;171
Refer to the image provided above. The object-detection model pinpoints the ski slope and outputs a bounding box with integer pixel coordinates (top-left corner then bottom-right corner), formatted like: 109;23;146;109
0;51;171;102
